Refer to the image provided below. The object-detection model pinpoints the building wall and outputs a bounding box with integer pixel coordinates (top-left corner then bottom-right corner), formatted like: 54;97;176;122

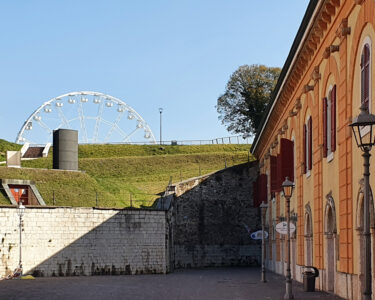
0;207;167;277
252;1;375;299
172;162;261;269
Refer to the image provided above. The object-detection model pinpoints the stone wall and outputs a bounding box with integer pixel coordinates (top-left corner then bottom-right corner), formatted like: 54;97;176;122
171;162;261;269
0;207;167;277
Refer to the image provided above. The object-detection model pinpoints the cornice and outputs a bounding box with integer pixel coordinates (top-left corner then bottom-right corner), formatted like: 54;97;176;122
253;0;344;158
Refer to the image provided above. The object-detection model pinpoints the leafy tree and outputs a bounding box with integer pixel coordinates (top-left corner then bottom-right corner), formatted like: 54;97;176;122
217;64;280;137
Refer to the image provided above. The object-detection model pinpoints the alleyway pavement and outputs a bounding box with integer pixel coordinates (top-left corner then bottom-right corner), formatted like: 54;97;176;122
0;267;343;300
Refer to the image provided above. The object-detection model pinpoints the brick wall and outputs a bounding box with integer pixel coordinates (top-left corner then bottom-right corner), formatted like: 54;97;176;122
171;162;261;268
0;207;167;277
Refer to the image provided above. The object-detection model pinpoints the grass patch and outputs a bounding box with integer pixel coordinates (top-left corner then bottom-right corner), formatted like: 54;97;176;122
0;143;253;207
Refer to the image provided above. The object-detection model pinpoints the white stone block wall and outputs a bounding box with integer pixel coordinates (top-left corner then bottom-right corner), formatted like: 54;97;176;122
0;207;167;277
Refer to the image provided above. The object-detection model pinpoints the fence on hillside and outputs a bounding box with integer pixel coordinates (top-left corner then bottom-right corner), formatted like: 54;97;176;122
78;135;252;146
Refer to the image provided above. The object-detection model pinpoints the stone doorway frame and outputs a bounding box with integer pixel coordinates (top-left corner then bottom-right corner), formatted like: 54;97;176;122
324;192;337;292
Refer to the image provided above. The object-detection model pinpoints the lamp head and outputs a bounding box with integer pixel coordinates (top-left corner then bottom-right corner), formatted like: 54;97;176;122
282;177;295;198
17;203;25;217
349;104;375;152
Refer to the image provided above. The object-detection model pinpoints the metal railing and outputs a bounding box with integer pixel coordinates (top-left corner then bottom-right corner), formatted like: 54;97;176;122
79;136;252;146
0;187;160;209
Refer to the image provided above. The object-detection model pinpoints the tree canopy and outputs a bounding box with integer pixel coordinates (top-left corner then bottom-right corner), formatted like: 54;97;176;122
217;64;280;137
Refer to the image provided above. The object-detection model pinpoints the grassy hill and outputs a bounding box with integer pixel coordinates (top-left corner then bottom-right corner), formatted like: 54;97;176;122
0;144;253;207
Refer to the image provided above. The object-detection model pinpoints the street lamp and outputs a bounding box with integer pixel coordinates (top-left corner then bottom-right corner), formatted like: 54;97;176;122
159;108;163;145
282;177;295;300
17;202;26;276
260;201;268;283
349;105;375;300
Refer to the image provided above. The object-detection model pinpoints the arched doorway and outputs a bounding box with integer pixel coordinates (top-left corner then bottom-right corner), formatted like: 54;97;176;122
355;178;375;298
291;209;297;279
324;194;337;292
304;203;313;266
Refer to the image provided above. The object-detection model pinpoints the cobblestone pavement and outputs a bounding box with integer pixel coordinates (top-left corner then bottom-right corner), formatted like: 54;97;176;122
0;267;344;300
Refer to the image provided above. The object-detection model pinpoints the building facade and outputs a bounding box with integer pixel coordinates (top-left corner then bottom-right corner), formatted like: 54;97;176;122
250;0;375;299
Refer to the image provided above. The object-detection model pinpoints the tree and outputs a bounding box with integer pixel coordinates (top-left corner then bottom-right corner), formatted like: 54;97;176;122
217;64;280;137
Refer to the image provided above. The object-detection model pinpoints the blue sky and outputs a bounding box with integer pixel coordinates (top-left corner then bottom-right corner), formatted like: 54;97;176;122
0;0;309;144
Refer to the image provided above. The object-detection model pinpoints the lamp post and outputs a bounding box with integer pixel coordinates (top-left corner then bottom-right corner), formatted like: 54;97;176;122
159;108;163;145
282;177;295;300
349;105;375;300
260;201;268;283
17;202;26;276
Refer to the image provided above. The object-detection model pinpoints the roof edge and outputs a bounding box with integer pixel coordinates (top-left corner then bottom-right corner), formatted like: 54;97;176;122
250;0;320;156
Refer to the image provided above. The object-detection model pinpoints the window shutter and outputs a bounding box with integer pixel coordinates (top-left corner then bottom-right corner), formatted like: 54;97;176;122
361;51;365;107
331;85;336;152
280;138;294;182
259;174;267;204
303;124;307;174
362;45;370;110
308;117;313;171
323;97;328;158
277;154;282;192
253;180;258;207
270;156;278;192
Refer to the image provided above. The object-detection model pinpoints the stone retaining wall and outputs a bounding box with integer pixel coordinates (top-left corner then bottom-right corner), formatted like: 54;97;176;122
171;162;261;268
0;207;167;277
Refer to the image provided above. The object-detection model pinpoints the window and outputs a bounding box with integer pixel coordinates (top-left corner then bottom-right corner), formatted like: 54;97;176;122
361;43;370;111
303;117;312;174
323;85;336;159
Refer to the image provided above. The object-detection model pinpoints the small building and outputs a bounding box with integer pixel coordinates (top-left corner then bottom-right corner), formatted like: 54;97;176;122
1;179;46;206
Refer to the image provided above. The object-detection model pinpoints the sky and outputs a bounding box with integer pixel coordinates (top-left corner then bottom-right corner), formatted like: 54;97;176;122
0;0;309;144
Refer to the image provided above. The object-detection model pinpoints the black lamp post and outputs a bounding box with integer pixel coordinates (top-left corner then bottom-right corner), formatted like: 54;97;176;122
159;108;163;145
349;105;375;300
260;201;268;283
17;203;25;276
282;177;295;300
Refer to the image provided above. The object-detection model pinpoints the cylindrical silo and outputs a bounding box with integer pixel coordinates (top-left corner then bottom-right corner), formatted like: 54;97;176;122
53;129;78;170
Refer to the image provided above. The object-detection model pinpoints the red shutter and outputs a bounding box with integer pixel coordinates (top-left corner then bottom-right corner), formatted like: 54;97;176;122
361;51;365;107
323;97;328;158
259;174;267;204
303;124;307;174
253;180;258;207
270;156;278;192
280;138;294;182
362;45;370;110
331;85;336;152
254;174;268;207
277;154;282;192
308;117;313;171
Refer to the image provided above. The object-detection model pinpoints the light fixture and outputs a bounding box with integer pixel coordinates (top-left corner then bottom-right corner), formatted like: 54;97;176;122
350;105;375;152
349;104;375;300
282;177;295;198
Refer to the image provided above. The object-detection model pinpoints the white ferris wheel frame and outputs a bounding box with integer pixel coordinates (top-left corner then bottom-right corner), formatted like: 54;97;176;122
16;91;157;144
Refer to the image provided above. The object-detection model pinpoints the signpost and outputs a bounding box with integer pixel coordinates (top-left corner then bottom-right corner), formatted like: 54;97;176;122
276;221;296;235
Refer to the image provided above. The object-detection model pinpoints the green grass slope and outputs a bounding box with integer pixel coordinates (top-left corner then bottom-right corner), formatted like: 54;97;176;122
0;144;253;207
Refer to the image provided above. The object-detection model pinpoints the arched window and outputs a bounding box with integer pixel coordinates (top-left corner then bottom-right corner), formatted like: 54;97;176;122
323;85;336;159
361;43;370;111
303;116;312;174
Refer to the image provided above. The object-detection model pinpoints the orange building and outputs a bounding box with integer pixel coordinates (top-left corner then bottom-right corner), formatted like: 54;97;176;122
250;0;375;299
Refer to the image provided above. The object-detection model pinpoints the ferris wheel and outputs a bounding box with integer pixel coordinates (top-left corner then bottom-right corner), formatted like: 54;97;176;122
15;91;157;145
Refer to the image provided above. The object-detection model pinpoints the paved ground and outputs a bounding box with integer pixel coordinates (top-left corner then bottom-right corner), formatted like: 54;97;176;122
0;267;343;300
